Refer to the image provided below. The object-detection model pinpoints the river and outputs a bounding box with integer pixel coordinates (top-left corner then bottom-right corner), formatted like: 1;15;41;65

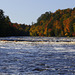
0;37;75;75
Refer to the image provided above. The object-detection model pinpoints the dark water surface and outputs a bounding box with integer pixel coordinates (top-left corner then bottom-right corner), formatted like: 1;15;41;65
0;37;75;75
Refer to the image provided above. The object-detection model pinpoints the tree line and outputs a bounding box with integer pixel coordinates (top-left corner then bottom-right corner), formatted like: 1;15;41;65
0;8;75;37
0;9;31;37
30;8;75;37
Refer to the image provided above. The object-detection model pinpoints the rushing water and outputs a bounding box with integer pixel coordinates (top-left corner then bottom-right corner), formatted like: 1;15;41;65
0;37;75;75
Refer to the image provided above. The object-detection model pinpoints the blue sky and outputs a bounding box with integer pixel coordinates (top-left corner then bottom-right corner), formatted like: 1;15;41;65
0;0;75;25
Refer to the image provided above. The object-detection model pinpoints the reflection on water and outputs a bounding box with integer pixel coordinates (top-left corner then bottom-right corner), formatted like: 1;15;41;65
0;37;75;75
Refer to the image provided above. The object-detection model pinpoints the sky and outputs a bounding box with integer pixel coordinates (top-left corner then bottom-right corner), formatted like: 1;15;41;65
0;0;75;25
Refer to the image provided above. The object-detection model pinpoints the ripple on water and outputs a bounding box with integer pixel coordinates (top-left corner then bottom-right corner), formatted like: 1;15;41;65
0;40;75;75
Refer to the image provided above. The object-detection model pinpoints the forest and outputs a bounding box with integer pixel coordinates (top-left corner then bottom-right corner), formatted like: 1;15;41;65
0;8;75;37
0;9;31;37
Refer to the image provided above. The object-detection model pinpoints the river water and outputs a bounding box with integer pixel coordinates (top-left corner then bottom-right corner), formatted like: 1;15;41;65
0;37;75;75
